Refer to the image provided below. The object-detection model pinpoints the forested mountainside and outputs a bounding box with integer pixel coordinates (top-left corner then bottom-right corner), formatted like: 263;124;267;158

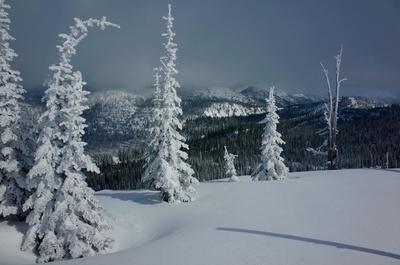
77;88;399;191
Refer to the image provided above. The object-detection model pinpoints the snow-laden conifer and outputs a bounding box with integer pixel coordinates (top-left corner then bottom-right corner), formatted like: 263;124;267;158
21;18;119;263
224;146;239;182
142;68;163;189
252;87;288;181
142;4;198;202
0;0;33;218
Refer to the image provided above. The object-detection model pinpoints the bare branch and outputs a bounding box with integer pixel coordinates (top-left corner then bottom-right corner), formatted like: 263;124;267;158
306;148;328;156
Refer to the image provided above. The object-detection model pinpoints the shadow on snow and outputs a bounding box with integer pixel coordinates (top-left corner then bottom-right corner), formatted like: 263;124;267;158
216;227;400;260
96;190;161;205
0;217;28;234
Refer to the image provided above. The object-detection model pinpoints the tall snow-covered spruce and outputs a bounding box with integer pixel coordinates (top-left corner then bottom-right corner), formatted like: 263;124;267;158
224;146;239;182
21;18;119;263
142;67;163;189
142;4;198;203
252;87;288;181
0;0;31;218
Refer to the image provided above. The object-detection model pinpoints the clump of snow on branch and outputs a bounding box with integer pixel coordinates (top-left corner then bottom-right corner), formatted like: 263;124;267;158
21;17;119;263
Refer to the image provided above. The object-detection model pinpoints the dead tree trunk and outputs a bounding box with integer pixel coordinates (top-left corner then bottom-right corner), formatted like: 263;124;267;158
307;46;346;170
321;46;346;170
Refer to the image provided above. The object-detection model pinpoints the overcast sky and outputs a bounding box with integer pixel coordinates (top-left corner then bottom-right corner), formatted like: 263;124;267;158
7;0;400;100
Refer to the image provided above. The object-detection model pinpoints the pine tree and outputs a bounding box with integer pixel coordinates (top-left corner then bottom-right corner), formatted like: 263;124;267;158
142;67;163;189
142;4;198;202
21;18;119;263
224;146;239;182
0;0;32;218
252;86;288;181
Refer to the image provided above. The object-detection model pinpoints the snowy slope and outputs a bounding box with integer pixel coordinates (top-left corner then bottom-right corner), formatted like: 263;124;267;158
85;90;145;136
190;87;252;104
203;102;265;118
183;86;327;118
1;169;399;265
240;86;325;106
339;96;390;109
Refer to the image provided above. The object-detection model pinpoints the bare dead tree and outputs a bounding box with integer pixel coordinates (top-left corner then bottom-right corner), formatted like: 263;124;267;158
307;46;346;170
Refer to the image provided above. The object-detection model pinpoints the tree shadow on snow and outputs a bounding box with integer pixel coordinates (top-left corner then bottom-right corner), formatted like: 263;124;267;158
96;191;161;205
0;216;28;234
216;227;400;260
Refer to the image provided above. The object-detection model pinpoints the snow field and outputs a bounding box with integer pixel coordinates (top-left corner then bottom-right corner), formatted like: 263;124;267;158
0;169;399;265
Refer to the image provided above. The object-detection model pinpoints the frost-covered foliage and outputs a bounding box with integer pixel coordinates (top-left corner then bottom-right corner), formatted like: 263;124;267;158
252;87;288;181
224;146;239;182
142;68;163;189
307;46;346;170
21;17;119;263
0;0;34;218
142;4;198;203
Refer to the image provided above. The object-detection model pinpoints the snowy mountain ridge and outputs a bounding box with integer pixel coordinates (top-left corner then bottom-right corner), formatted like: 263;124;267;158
189;87;253;104
182;86;328;118
25;87;391;123
22;87;394;153
339;96;390;109
203;102;265;118
87;90;145;107
239;86;325;106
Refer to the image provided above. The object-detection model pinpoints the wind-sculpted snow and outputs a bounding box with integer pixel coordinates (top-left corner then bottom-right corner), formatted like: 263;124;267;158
1;169;399;265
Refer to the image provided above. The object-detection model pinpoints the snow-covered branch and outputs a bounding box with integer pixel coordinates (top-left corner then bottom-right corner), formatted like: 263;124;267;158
307;47;346;169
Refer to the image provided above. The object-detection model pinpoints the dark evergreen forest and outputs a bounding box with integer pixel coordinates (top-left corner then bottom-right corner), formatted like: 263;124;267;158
86;104;400;191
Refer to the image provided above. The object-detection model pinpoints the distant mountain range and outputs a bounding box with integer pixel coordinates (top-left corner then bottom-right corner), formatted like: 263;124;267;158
23;86;392;154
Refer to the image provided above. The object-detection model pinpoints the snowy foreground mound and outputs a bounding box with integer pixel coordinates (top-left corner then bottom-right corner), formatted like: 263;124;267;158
1;169;399;265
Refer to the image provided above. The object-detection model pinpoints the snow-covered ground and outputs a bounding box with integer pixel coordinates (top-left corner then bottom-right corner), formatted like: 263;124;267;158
1;169;399;265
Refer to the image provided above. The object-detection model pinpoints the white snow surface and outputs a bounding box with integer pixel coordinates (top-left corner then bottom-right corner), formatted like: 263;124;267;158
1;169;399;265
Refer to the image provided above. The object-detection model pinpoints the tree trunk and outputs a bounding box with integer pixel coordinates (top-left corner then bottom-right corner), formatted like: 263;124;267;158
327;148;337;170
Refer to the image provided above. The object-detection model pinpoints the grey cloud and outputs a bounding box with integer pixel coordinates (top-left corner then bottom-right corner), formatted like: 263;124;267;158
7;0;400;100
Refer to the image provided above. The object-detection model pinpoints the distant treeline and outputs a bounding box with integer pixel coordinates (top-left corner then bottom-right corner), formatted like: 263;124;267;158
86;104;400;191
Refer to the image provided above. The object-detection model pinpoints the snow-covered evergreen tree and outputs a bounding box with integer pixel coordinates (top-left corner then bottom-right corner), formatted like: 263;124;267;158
142;68;163;189
0;0;32;219
21;18;119;263
252;86;288;181
224;146;239;182
142;4;198;202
